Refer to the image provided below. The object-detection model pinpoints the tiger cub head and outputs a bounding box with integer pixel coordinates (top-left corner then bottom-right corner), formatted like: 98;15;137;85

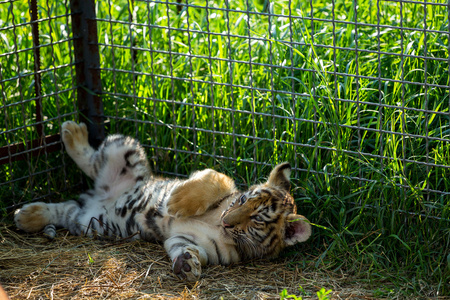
221;162;311;259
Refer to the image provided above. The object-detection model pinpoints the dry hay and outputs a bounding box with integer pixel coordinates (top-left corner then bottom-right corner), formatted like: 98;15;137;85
0;225;403;299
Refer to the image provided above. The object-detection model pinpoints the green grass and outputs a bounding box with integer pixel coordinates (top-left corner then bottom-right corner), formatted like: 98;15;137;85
1;0;449;297
280;286;332;300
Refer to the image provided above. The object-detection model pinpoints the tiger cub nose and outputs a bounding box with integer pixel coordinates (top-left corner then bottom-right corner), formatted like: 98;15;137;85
222;221;234;228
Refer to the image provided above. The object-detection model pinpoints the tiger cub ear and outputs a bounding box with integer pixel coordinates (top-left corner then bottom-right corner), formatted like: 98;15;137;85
284;214;312;245
267;162;291;191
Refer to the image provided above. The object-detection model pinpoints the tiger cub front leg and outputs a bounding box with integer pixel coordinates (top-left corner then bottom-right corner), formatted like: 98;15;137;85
167;169;235;218
61;121;96;179
172;249;202;281
165;236;206;281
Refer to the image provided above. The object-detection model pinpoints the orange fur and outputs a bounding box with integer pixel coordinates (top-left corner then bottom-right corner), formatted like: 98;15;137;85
61;121;88;151
167;169;235;217
14;202;51;233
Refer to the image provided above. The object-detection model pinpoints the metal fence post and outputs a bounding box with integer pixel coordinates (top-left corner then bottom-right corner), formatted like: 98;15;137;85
70;0;105;148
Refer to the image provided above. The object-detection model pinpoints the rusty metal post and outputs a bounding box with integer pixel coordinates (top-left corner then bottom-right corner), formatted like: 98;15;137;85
30;0;44;139
70;0;105;148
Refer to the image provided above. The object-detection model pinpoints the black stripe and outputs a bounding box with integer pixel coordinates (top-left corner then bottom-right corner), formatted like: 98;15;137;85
65;205;77;220
270;201;278;212
100;148;106;166
127;198;137;209
266;231;279;249
121;207;128;217
260;189;273;196
111;223;117;235
116;224;122;237
252;227;266;242
104;220;109;236
167;217;174;228
261;212;270;220
135;193;151;212
120;167;127;175
169;242;188;253
126;213;136;236
93;162;99;176
206;193;237;212
124;150;138;167
174;235;198;246
278;162;291;172
210;238;222;264
145;208;163;240
265;214;281;225
68;211;82;235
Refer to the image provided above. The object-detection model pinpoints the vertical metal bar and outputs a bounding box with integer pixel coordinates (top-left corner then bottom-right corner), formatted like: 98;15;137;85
423;2;430;202
184;0;198;165
205;0;216;166
448;0;450;152
376;0;384;201
127;0;138;138
289;0;299;177
400;1;406;197
332;0;339;195
146;0;159;174
225;0;237;172
353;0;361;187
61;0;76;190
30;0;44;139
108;0;119;132
245;0;257;178
165;0;177;174
268;2;276;165
70;0;105;148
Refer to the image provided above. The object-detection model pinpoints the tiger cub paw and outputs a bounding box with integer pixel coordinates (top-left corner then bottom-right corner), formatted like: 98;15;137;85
14;202;51;233
61;121;89;151
172;248;202;282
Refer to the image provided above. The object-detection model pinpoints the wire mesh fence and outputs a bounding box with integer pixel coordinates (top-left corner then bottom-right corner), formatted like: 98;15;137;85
0;0;81;208
1;0;449;223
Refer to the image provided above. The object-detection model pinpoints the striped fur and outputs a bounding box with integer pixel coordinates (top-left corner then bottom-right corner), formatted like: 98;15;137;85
14;121;312;281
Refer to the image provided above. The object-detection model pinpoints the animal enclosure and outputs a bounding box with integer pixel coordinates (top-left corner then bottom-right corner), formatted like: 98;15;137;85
1;0;449;215
1;0;449;296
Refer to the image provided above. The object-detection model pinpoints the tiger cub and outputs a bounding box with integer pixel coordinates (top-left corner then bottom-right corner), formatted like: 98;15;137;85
14;121;311;281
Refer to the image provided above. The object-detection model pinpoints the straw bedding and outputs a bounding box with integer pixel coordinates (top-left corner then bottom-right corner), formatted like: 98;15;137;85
1;225;374;299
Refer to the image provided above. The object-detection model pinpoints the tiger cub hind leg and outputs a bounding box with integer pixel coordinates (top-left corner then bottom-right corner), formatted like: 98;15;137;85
15;200;84;236
61;121;96;179
62;121;151;199
14;202;53;233
167;169;236;218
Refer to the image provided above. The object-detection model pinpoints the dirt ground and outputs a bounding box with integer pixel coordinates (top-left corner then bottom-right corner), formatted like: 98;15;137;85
0;225;434;300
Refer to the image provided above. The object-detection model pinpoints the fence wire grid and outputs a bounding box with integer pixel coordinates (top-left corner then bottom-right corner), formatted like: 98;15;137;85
0;0;449;222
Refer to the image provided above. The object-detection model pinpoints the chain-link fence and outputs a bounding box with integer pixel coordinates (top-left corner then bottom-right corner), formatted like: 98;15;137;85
1;0;449;223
